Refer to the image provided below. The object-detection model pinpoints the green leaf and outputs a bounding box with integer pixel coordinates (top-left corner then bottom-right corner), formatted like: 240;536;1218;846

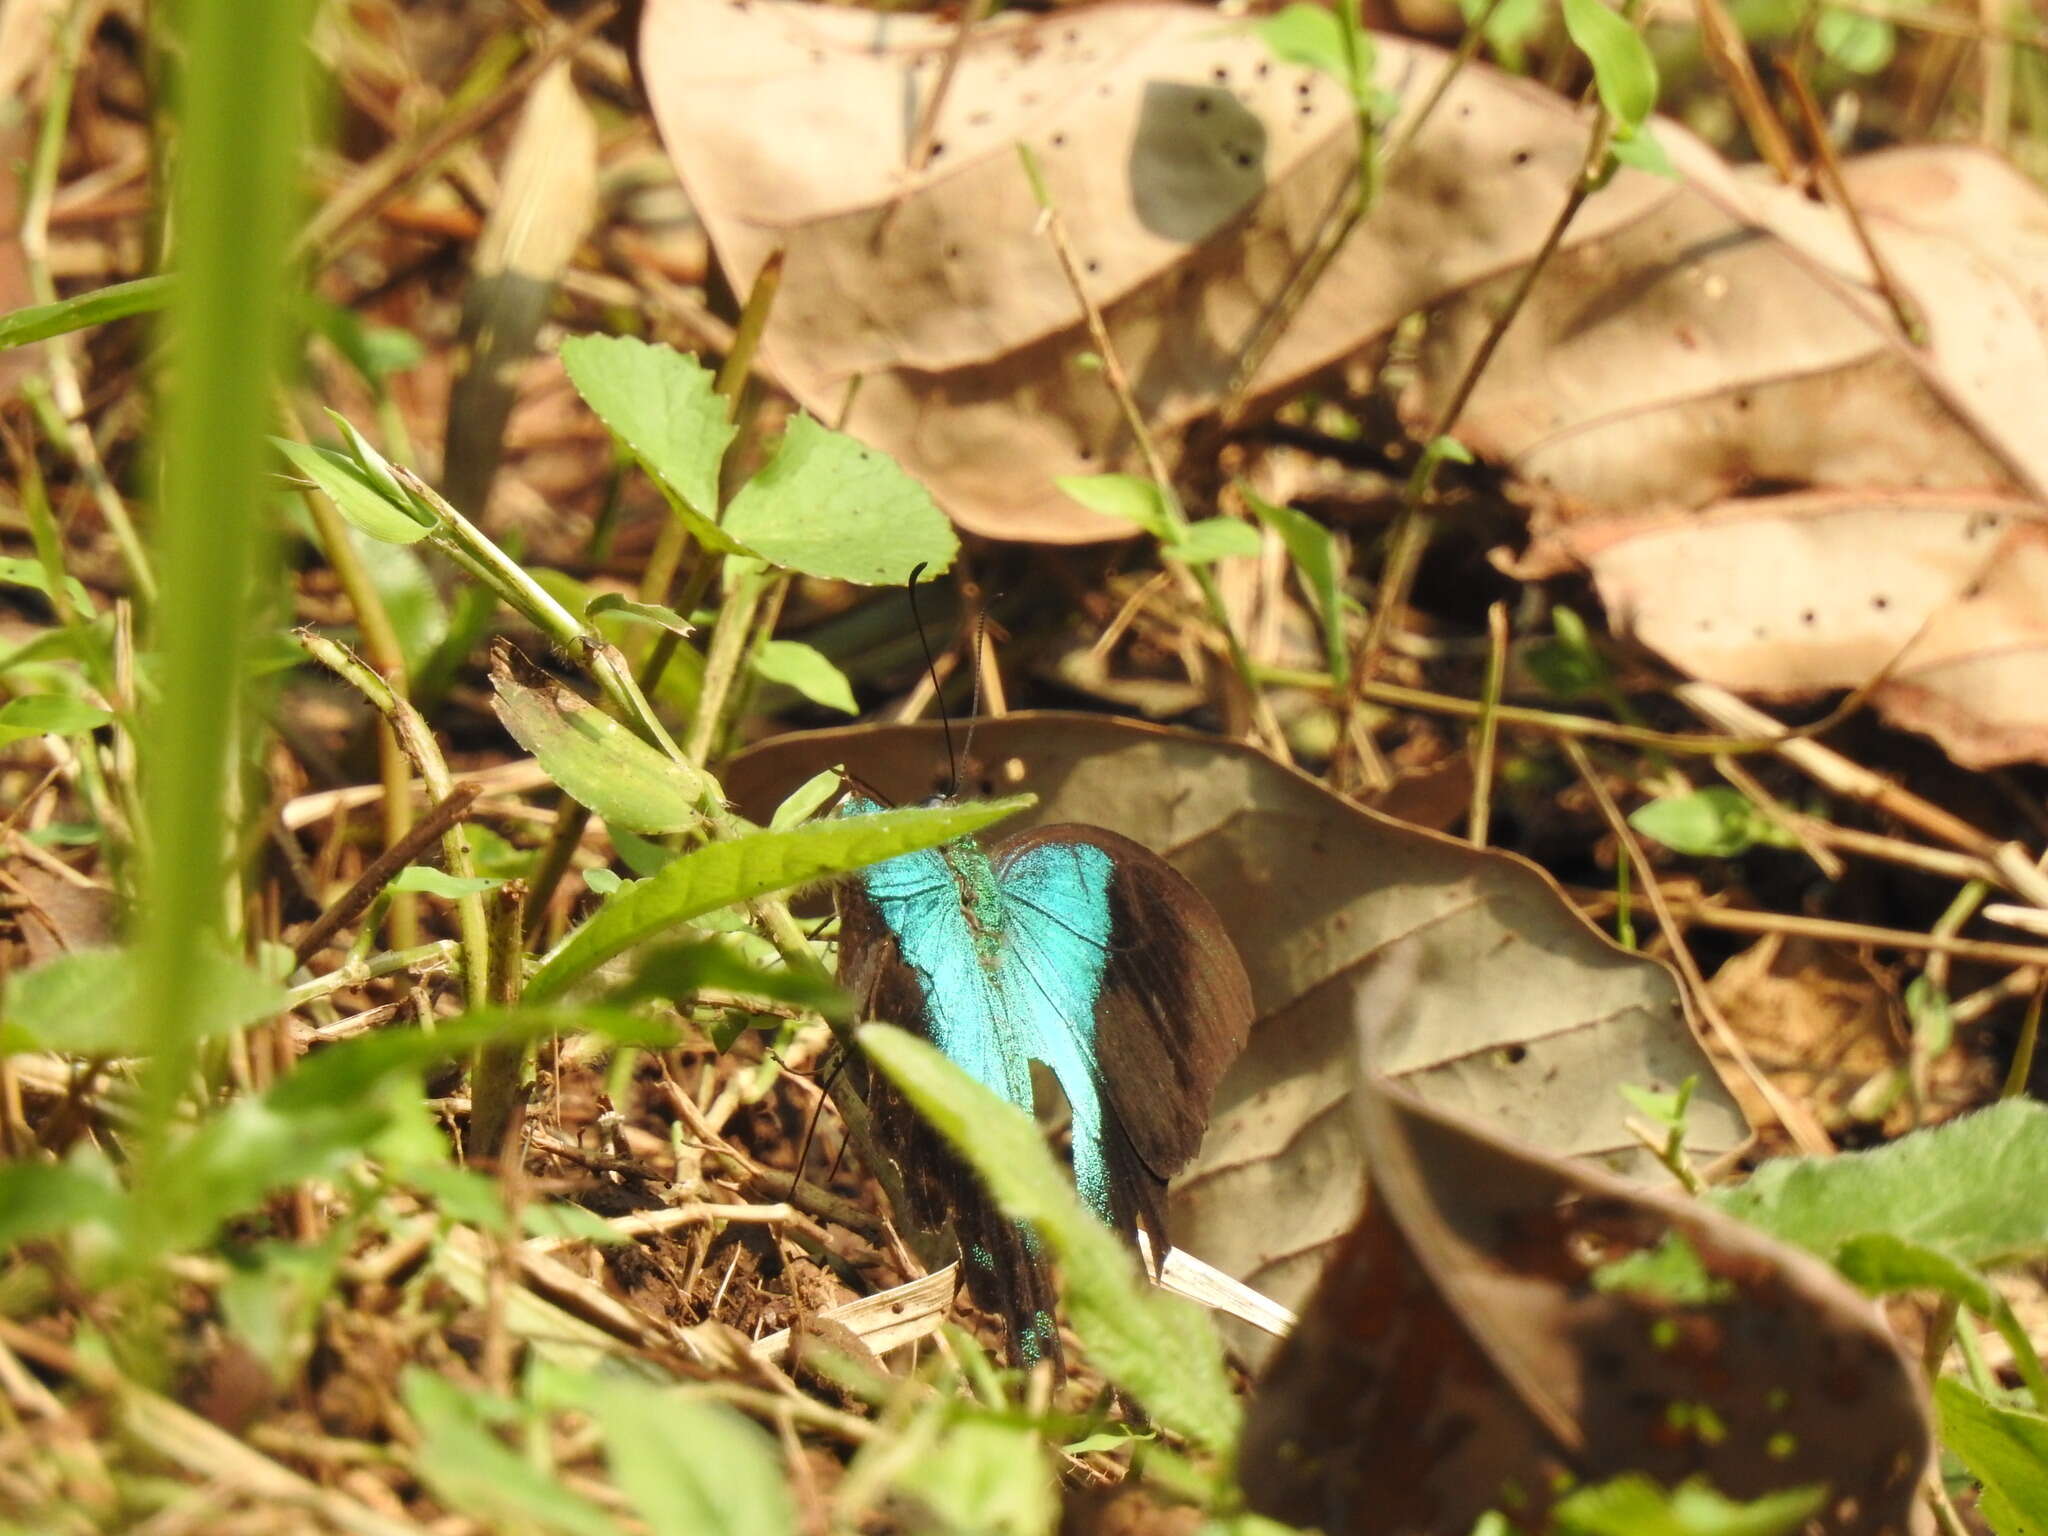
1172;518;1263;565
896;1417;1055;1536
585;868;624;896
389;865;505;897
587;592;695;638
0;554;95;615
610;826;679;878
1254;4;1350;79
490;651;714;835
3;946;286;1057
1055;474;1175;542
606;938;844;1016
1710;1099;2048;1269
528;799;1032;1003
1831;1231;1994;1312
347;534;447;674
725;415;957;585
1620;1074;1695;1131
218;1232;349;1380
1560;0;1659;128
560;334;742;551
0;1160;122;1249
523;1200;629;1245
753;638;858;715
1815;8;1894;73
770;766;845;831
402;1370;629;1536
1611;123;1678;178
1629;787;1781;858
859;1023;1240;1451
0;694;112;746
1936;1378;2048;1536
272;437;431;545
593;1382;797;1536
0;273;171;352
1242;487;1347;684
1552;1475;1823;1536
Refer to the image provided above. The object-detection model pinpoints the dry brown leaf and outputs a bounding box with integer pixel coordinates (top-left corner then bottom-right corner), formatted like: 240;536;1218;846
1239;1076;1931;1536
644;2;2048;761
640;0;1685;540
724;713;1751;1363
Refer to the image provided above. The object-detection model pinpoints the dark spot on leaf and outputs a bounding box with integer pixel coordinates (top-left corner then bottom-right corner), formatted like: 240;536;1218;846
1872;594;1890;610
1195;99;1210;115
1051;130;1067;147
1513;149;1533;166
1801;610;1815;625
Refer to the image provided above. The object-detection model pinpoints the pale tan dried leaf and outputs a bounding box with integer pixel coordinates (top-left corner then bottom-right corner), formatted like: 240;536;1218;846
444;63;600;517
640;0;1681;540
724;713;1750;1366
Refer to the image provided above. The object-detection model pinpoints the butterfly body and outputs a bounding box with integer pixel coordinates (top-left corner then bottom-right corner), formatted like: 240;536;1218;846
837;793;1253;1366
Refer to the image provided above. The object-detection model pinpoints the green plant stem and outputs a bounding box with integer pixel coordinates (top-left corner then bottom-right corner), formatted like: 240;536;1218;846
21;0;156;608
1017;144;1283;756
685;564;770;766
281;941;460;1011
133;0;309;1261
300;634;491;1013
294;482;419;947
470;880;529;1163
1341;110;1613;786
2003;976;2042;1099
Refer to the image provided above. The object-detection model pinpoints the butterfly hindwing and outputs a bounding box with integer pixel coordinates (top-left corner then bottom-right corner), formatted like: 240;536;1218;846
836;804;1253;1368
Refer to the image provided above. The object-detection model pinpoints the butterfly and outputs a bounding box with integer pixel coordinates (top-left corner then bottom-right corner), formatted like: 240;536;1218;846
835;787;1254;1369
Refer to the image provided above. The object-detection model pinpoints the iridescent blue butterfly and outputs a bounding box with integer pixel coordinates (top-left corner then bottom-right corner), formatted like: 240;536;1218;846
836;788;1253;1369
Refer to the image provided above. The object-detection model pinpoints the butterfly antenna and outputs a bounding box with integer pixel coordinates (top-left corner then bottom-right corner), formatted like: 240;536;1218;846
906;561;958;796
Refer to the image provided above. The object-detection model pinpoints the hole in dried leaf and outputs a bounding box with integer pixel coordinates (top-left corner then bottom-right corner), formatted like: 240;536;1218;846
1513;149;1533;166
1051;130;1067;148
1213;65;1231;83
1801;611;1815;625
1873;594;1890;610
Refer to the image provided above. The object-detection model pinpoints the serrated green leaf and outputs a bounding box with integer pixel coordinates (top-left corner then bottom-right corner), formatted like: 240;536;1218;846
273;438;431;545
1936;1378;2048;1536
725;415;957;585
1561;0;1658;128
594;1383;796;1536
859;1023;1239;1452
1710;1099;2048;1269
560;334;743;553
1172;518;1262;565
1055;474;1175;542
753;638;857;715
0;694;111;746
490;653;713;835
528;799;1031;1003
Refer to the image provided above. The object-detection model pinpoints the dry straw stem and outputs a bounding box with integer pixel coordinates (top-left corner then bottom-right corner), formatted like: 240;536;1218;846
1575;892;2048;971
289;783;481;965
301;633;493;1011
1676;682;2048;910
1467;601;1510;848
0;1319;430;1536
294;2;619;260
1564;739;1837;1156
1777;60;1926;344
